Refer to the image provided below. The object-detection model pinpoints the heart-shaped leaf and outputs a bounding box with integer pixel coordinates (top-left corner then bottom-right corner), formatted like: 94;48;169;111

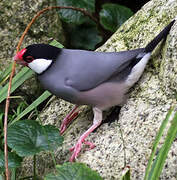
45;162;103;180
0;150;22;173
99;3;133;32
57;0;95;24
69;25;102;50
7;120;63;156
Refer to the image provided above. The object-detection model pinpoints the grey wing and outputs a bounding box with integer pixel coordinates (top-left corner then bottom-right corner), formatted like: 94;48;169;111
55;48;145;91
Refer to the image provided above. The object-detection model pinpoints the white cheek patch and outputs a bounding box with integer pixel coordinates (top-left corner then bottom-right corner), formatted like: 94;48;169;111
125;52;151;87
28;58;52;74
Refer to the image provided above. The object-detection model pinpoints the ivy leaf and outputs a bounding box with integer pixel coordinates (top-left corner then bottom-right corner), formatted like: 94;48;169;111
99;3;133;32
7;120;63;157
69;25;102;50
57;0;95;24
45;162;103;180
0;150;22;173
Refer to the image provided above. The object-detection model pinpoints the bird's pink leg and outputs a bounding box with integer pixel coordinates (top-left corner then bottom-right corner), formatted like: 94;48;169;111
60;105;79;135
69;107;102;162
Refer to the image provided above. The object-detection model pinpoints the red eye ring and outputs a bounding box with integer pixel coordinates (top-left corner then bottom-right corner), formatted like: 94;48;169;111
25;56;34;63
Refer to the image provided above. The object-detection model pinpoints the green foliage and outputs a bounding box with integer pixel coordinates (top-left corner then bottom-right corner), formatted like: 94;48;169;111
57;0;95;24
120;108;177;180
57;0;134;50
0;150;22;173
45;162;103;180
99;3;133;32
120;169;130;180
50;39;64;49
7;120;64;157
0;102;28;136
0;64;12;87
10;91;51;126
0;111;3;130
145;109;177;180
69;25;102;49
144;108;174;179
8;102;28;124
0;67;34;104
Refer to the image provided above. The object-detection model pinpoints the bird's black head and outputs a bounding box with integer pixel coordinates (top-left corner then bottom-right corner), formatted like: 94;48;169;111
14;44;61;74
23;44;60;61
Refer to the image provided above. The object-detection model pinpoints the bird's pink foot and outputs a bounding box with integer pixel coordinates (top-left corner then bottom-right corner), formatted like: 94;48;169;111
60;106;79;135
69;107;103;162
69;140;96;162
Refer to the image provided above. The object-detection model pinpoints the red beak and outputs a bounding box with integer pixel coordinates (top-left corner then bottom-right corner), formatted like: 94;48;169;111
13;48;27;66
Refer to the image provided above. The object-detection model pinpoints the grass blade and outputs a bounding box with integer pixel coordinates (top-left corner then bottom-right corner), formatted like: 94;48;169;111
147;110;177;179
120;169;131;180
9;90;52;126
144;107;174;180
50;39;64;48
0;64;13;85
0;67;34;103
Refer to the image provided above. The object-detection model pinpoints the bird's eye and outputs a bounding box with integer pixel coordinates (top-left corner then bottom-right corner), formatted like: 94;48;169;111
25;56;34;63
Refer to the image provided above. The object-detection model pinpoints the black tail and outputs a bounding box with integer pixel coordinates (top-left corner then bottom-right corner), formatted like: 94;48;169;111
145;20;175;52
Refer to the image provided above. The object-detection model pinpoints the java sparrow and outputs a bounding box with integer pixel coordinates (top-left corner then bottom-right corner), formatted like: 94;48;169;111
14;20;175;161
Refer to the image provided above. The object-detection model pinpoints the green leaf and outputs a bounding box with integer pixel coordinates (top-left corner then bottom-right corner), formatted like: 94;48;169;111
45;162;103;180
144;108;174;180
147;110;177;180
0;150;22;173
69;25;102;50
50;40;64;48
0;63;12;86
99;3;133;32
0;67;34;103
10;91;52;126
7;120;64;157
57;0;95;24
